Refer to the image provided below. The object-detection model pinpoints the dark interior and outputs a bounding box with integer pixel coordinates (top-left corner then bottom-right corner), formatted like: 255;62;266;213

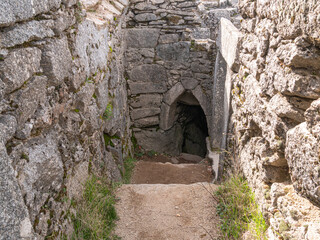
176;102;209;158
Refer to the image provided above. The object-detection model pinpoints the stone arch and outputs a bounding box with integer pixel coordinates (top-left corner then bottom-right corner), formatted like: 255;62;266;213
160;82;211;132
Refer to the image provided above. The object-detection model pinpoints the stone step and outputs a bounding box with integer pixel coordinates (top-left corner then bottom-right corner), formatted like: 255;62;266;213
115;183;220;240
131;161;213;184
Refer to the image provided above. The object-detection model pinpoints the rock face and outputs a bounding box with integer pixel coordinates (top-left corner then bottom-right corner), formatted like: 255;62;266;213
229;0;320;238
0;0;132;239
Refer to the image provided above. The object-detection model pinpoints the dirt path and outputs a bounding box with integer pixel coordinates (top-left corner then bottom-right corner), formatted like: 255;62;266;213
115;184;220;240
114;155;221;240
131;161;213;184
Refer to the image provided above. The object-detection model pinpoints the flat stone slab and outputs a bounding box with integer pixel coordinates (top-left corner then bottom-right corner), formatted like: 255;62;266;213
115;183;220;240
218;17;241;71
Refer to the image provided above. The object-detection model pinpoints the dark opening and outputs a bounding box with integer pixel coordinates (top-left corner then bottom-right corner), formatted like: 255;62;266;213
177;101;209;158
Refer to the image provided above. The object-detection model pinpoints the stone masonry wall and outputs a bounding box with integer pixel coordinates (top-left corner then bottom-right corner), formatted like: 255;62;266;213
0;0;131;239
125;0;239;157
230;0;320;238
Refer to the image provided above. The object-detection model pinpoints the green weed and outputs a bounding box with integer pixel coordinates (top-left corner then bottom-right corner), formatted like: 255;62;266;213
103;103;113;120
71;175;120;240
146;150;157;157
123;158;138;184
215;176;268;239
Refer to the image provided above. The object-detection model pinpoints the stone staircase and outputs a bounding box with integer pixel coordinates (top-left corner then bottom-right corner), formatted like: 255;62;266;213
114;157;220;240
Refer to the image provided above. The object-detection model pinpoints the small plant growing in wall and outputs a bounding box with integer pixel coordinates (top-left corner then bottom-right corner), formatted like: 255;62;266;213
103;103;113;120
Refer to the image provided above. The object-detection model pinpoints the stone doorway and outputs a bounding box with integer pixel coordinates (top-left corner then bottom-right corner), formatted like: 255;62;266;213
178;103;208;157
176;92;209;158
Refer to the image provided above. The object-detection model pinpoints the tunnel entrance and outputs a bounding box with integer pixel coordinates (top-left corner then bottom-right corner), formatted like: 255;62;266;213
176;93;209;158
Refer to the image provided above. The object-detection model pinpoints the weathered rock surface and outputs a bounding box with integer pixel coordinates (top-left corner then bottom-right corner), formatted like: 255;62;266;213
230;0;320;238
125;29;160;48
41;37;72;86
0;143;35;239
0;0;131;238
0;48;42;93
286;122;320;205
17;134;64;222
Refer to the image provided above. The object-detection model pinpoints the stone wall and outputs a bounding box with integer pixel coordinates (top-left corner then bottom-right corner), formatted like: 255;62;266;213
230;0;320;238
125;0;239;161
0;0;131;239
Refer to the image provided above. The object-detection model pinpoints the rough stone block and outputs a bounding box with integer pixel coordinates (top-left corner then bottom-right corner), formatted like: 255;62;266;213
286;122;320;205
66;162;89;201
159;102;177;131
272;65;320;100
126;29;160;48
191;61;212;73
269;93;305;123
12;76;47;138
134;116;159;127
75;20;109;75
129;64;167;83
191;27;211;39
159;34;179;44
181;77;198;90
134;125;183;156
163;82;185;105
135;13;157;22
0;115;17;143
131;108;161;120
134;2;157;11
0;20;55;48
0;48;41;93
18;134;64;221
129;94;162;108
192;85;211;117
210;52;227;149
218;17;241;72
75;81;95;112
156;42;190;62
0;143;35;239
41;36;72;86
241;75;288;151
0;0;61;27
277;43;320;70
140;48;155;58
305;98;320;138
128;82;167;95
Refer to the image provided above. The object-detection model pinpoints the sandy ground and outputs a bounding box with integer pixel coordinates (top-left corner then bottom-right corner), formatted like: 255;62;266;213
115;183;221;240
